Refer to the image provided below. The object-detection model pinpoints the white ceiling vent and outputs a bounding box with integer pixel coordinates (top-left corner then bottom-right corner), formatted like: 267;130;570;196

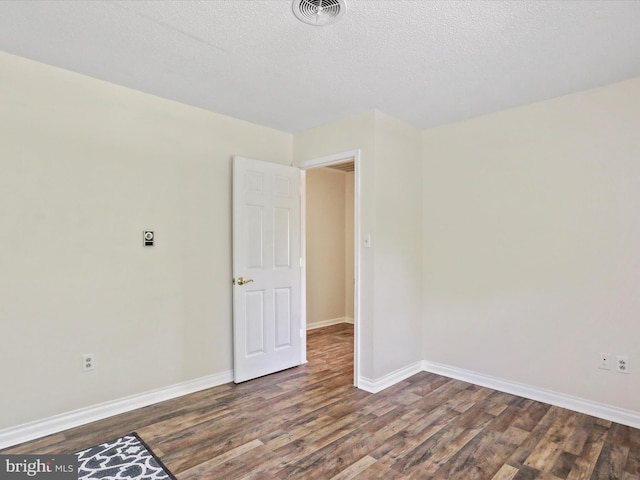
293;0;346;26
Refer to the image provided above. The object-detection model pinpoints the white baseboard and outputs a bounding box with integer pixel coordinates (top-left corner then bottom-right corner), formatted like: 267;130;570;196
359;361;423;394
13;358;636;450
0;370;233;450
423;361;640;429
307;317;352;330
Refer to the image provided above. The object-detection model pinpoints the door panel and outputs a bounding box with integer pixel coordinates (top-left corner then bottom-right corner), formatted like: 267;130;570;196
274;287;292;348
245;206;264;268
273;208;291;267
233;156;302;383
245;291;265;355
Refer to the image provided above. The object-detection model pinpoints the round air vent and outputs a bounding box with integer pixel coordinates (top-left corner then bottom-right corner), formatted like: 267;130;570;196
293;0;346;26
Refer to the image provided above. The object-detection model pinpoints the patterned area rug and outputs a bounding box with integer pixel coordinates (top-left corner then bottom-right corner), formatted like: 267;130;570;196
76;432;176;480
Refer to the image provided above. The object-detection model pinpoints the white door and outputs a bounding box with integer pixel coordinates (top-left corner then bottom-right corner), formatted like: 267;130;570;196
232;156;302;383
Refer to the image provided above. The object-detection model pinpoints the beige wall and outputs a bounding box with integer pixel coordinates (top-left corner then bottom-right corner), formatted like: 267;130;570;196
422;78;640;412
294;110;423;381
0;52;292;428
372;111;423;378
306;168;353;326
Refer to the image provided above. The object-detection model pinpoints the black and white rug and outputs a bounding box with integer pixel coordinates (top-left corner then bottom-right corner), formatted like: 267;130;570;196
76;432;176;480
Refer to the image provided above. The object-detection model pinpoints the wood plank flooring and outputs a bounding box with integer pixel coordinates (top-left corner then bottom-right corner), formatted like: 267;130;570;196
2;323;639;479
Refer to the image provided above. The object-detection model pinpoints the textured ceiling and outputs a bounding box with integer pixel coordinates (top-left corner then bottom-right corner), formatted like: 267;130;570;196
1;1;639;133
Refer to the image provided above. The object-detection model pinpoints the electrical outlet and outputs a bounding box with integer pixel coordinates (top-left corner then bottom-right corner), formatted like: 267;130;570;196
598;353;611;370
615;355;629;374
83;353;95;372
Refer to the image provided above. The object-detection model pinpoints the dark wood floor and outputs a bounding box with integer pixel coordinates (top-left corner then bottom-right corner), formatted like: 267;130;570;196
3;323;639;479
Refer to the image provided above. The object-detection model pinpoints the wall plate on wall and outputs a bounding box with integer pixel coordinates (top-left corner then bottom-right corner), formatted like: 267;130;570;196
143;230;154;247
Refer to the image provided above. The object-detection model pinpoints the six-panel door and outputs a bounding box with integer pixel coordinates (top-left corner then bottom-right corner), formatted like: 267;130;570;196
232;156;302;383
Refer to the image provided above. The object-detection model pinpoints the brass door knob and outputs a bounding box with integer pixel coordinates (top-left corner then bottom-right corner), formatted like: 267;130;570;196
236;277;254;286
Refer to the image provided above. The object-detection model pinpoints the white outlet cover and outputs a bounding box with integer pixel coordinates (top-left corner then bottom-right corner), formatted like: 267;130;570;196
615;355;629;374
83;353;95;371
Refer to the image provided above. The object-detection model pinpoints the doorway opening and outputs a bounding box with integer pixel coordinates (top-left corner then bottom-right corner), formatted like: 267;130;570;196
295;149;361;387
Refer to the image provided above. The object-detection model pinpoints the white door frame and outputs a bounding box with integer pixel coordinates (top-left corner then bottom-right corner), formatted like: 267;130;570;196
295;149;361;387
